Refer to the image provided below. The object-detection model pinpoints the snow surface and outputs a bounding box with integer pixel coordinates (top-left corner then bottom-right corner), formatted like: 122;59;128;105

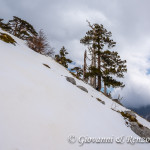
0;29;150;150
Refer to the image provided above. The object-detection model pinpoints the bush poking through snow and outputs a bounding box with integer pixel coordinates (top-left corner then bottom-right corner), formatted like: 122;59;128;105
121;111;144;128
0;32;16;45
121;111;137;122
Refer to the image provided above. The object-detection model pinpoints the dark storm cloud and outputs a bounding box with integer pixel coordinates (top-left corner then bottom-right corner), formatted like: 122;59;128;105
1;0;150;107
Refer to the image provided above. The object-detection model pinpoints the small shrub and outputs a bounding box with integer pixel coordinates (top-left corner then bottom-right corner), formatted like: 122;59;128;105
121;111;137;122
120;111;144;128
0;32;16;45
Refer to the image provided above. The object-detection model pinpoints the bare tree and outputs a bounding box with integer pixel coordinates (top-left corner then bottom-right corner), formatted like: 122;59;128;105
89;47;96;88
27;29;54;56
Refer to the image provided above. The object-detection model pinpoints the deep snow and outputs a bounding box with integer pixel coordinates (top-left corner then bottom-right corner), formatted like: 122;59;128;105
0;29;150;150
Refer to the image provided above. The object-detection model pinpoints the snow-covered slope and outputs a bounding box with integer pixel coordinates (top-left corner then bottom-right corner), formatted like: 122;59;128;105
0;29;150;150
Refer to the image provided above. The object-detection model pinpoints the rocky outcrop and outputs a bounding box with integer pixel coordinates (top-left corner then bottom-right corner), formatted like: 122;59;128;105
66;77;76;85
65;77;88;93
77;85;88;93
130;122;150;139
146;114;150;122
121;110;150;141
96;98;105;105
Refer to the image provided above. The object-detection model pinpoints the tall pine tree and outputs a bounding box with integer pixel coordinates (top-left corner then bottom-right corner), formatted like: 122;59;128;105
81;21;127;93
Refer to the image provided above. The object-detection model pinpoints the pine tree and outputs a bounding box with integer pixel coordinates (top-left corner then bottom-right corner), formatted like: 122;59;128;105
71;66;83;78
55;46;72;68
0;19;5;29
0;19;10;31
81;21;127;92
7;16;37;40
0;19;3;26
102;50;127;94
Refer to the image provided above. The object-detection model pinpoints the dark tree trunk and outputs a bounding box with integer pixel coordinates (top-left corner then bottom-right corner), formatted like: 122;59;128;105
83;50;87;82
98;54;101;91
104;84;107;95
98;41;101;91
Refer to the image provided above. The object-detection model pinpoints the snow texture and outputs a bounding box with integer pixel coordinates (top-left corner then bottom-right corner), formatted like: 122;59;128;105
0;29;150;150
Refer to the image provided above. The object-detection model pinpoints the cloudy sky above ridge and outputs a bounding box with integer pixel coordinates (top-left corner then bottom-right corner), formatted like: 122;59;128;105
1;0;150;108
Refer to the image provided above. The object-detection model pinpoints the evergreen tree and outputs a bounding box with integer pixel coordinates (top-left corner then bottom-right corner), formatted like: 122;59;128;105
81;21;127;92
71;66;83;78
0;19;5;29
55;46;72;68
7;16;37;40
0;19;10;31
102;50;127;94
0;19;3;26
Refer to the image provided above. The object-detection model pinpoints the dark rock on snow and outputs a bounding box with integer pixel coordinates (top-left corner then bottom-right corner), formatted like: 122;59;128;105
43;63;50;68
66;77;76;85
122;110;150;140
77;85;88;93
130;122;150;139
96;98;105;105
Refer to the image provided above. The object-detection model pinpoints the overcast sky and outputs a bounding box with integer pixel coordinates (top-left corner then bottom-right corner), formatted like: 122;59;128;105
1;0;150;108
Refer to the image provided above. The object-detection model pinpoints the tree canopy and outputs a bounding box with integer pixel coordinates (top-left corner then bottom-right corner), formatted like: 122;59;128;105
55;46;72;68
7;16;37;40
80;21;127;93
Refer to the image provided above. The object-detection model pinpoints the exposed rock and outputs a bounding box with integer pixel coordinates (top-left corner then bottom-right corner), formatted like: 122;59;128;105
121;110;150;141
43;63;50;68
77;85;88;93
66;77;76;85
146;114;150;122
96;98;105;105
130;122;150;139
